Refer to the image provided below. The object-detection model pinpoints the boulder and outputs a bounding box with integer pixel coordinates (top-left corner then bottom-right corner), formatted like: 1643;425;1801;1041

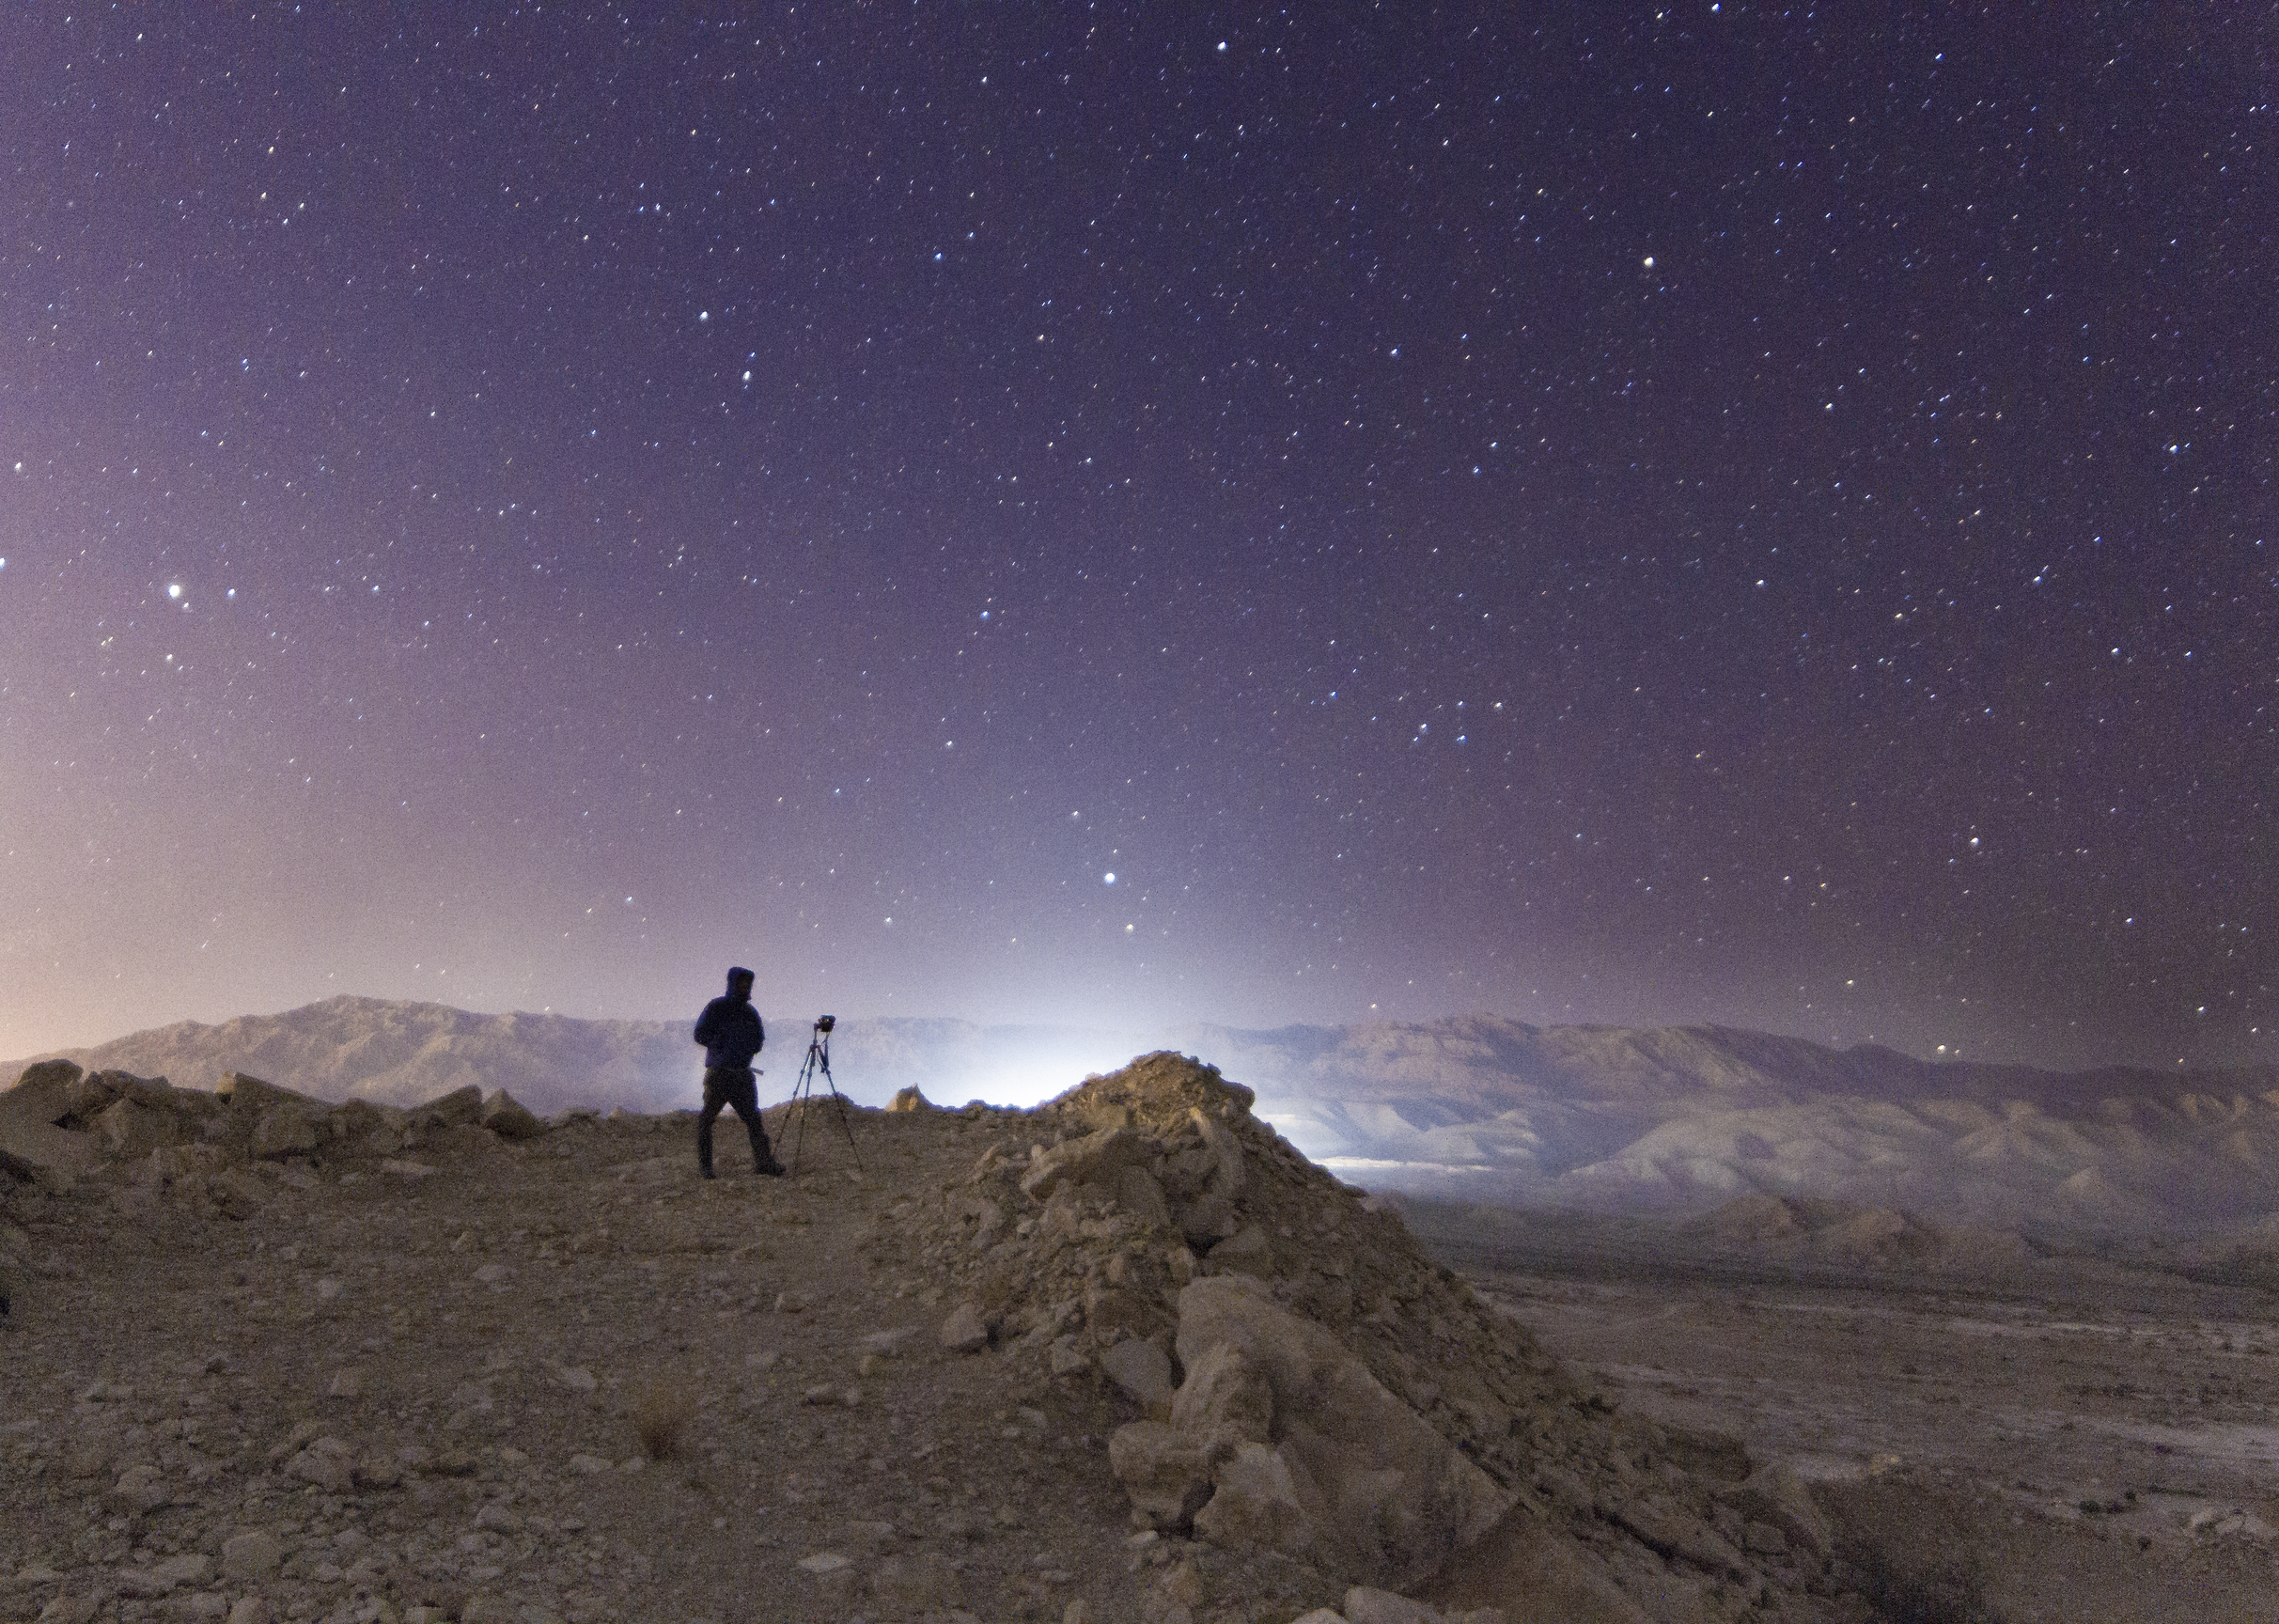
7;1058;83;1114
1170;1341;1273;1447
1114;1163;1172;1226
0;1060;101;1181
1021;1125;1155;1202
210;1167;271;1220
1108;1420;1215;1529
1100;1336;1177;1415
480;1089;545;1141
1170;1274;1511;1585
1191;1440;1319;1555
95;1099;176;1159
220;1072;325;1117
886;1086;933;1113
251;1105;320;1160
419;1084;486;1130
330;1098;401;1155
1722;1461;1831;1557
1207;1224;1274;1278
1175;1109;1246;1242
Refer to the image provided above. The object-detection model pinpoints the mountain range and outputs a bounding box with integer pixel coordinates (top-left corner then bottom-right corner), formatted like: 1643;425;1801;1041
14;997;2279;1233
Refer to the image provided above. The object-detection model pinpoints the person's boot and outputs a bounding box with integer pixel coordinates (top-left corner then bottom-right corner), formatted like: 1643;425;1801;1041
754;1156;786;1177
699;1163;716;1179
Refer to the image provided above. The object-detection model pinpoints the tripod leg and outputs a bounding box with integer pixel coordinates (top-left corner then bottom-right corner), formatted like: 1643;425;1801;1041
819;1058;863;1174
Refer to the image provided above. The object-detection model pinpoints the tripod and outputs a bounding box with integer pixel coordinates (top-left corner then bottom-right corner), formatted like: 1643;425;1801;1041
784;1016;862;1174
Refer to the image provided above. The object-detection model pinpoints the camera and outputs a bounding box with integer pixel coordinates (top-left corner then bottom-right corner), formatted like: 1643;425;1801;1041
815;1015;836;1034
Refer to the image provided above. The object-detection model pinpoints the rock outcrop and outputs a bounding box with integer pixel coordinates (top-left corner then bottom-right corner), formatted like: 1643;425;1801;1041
0;1060;554;1207
878;1051;1827;1613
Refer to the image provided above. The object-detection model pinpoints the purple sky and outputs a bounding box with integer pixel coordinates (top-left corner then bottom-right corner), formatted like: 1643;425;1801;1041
3;6;2271;1068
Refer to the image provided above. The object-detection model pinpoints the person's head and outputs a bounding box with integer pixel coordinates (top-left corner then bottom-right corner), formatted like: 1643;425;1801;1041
726;966;756;999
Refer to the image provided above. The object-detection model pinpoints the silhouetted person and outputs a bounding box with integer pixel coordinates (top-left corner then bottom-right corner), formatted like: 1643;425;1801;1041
693;966;783;1178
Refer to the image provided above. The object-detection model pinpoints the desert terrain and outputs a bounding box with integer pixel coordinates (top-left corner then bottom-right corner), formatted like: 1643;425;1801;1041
10;1026;2279;1621
1404;1201;2279;1623
10;1054;1864;1624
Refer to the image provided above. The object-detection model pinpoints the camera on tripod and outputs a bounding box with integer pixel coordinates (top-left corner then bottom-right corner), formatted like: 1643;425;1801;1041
785;1014;857;1173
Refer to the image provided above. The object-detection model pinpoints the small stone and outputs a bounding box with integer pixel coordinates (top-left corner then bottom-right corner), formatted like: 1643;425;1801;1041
313;1276;343;1302
1344;1587;1444;1624
568;1453;613;1474
871;1551;963;1613
938;1301;990;1353
221;1530;284;1582
226;1599;271;1624
352;1454;403;1490
285;1439;354;1493
797;1551;856;1608
105;1463;171;1515
326;1367;362;1398
460;1592;517;1624
149;1553;209;1590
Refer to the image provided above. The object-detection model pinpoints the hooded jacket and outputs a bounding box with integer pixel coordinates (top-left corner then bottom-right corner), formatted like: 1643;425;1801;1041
694;993;764;1071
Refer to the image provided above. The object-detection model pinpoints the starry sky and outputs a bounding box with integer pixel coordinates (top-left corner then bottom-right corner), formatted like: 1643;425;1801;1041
3;5;2272;1070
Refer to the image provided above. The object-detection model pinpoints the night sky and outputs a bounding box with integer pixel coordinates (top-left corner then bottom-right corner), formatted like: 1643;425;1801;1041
4;6;2272;1070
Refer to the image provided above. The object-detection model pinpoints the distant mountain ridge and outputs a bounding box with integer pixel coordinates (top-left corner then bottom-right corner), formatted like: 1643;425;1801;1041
13;999;2279;1232
1201;1016;2279;1230
2;996;1147;1118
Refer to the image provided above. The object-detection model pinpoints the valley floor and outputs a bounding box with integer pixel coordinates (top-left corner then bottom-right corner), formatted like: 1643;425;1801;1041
1417;1209;2279;1624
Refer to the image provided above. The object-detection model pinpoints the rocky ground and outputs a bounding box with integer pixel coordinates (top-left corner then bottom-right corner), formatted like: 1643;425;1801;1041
1409;1202;2279;1623
5;1054;1937;1624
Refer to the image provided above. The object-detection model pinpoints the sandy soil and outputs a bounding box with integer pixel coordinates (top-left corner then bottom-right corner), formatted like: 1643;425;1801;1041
1413;1208;2279;1623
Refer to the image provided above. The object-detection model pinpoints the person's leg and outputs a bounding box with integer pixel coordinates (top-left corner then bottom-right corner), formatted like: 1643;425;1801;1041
727;1071;781;1173
696;1070;727;1177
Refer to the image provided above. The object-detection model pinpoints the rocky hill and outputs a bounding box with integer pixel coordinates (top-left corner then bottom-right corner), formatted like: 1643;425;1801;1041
19;1001;2279;1233
1;1052;1865;1623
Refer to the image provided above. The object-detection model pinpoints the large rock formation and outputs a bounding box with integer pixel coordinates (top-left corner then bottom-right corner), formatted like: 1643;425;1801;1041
0;1059;554;1209
894;1052;1825;1613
